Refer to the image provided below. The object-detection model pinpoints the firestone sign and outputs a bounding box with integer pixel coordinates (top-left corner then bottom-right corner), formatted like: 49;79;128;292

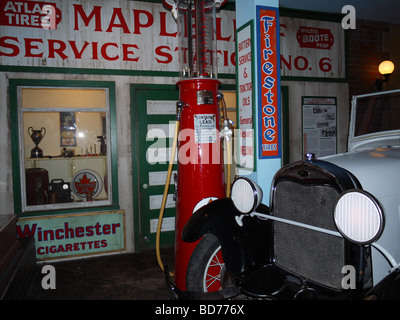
258;6;281;159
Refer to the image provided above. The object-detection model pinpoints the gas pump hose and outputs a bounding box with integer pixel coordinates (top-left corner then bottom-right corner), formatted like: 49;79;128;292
220;95;233;197
225;137;232;197
156;114;179;277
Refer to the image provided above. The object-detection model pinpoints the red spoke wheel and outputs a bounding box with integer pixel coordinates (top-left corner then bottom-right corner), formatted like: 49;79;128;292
186;233;228;292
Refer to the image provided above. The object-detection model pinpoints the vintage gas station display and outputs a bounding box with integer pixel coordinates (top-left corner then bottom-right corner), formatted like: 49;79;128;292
175;89;400;299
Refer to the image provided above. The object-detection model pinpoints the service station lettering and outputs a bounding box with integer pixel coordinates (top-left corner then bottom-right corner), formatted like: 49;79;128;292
0;0;236;71
0;0;345;79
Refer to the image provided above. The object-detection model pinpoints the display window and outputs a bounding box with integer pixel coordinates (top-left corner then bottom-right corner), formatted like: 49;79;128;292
10;80;118;214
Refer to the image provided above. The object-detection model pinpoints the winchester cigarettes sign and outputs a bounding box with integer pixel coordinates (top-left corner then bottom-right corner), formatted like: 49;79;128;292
17;210;125;260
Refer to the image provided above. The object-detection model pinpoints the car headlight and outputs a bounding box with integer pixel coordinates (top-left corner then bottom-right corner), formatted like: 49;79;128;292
231;177;263;214
334;190;384;245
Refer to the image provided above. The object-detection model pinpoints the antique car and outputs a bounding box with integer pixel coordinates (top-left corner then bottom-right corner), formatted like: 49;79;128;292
179;89;400;299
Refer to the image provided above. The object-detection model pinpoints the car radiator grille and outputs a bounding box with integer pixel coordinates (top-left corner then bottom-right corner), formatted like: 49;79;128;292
273;181;345;290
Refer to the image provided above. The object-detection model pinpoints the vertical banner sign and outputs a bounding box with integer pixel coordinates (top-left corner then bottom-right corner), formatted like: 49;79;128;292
236;20;255;171
257;6;281;159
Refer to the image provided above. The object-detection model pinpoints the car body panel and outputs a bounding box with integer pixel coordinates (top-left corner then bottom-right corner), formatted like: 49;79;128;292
322;139;400;285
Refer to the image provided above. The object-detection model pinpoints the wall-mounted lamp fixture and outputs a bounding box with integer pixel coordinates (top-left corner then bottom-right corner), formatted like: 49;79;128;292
376;60;395;90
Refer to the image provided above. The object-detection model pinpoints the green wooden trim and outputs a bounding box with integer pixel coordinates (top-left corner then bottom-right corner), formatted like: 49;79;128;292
220;83;236;91
0;65;179;77
108;81;120;210
9;81;22;214
9;79;119;217
130;84;178;252
130;85;141;252
0;66;235;80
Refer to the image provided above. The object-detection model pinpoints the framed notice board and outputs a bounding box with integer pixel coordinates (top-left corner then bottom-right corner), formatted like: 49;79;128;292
302;96;337;158
236;20;256;171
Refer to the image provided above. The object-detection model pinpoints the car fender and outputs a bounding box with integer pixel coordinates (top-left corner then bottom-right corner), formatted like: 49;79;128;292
365;265;400;299
182;198;236;243
182;198;271;277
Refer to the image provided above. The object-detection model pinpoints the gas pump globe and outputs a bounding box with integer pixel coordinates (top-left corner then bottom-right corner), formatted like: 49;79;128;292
162;0;228;292
175;0;218;78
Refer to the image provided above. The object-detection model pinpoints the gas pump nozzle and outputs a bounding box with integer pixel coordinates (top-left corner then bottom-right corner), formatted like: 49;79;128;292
220;122;233;142
176;100;185;121
218;92;233;142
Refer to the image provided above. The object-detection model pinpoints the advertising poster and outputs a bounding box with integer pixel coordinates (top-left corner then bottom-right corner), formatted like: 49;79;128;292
257;6;281;159
0;0;236;74
302;96;337;157
236;20;255;170
16;210;126;260
280;16;346;80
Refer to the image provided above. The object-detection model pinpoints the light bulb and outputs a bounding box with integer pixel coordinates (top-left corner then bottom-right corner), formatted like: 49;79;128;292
378;60;395;75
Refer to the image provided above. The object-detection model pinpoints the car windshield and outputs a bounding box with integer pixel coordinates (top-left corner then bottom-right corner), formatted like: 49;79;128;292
354;90;400;136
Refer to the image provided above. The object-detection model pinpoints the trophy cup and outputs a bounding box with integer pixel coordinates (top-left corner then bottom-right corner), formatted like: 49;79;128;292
28;127;46;158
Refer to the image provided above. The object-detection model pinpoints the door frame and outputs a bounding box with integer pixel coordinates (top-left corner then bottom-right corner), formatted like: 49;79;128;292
131;84;179;252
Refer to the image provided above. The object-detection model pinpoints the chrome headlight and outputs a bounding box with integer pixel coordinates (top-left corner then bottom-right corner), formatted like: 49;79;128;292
231;177;263;214
334;190;384;245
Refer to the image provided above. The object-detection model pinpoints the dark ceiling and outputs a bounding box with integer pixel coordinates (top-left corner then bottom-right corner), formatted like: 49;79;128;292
279;0;400;24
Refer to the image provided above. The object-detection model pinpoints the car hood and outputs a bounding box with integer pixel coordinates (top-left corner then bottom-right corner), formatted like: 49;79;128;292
320;146;400;198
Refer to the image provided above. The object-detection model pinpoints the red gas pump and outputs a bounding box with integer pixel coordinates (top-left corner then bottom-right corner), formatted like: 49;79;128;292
161;0;229;291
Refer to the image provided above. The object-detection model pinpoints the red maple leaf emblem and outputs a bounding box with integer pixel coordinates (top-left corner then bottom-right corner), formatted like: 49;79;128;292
74;173;96;195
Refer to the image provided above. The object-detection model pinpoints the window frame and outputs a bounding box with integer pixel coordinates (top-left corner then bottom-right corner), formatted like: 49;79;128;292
10;79;119;216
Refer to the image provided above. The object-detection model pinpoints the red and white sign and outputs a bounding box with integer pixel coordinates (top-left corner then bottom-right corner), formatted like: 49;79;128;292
0;1;346;79
0;0;62;29
280;16;345;79
258;7;281;159
72;169;103;200
0;0;236;74
296;26;334;50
